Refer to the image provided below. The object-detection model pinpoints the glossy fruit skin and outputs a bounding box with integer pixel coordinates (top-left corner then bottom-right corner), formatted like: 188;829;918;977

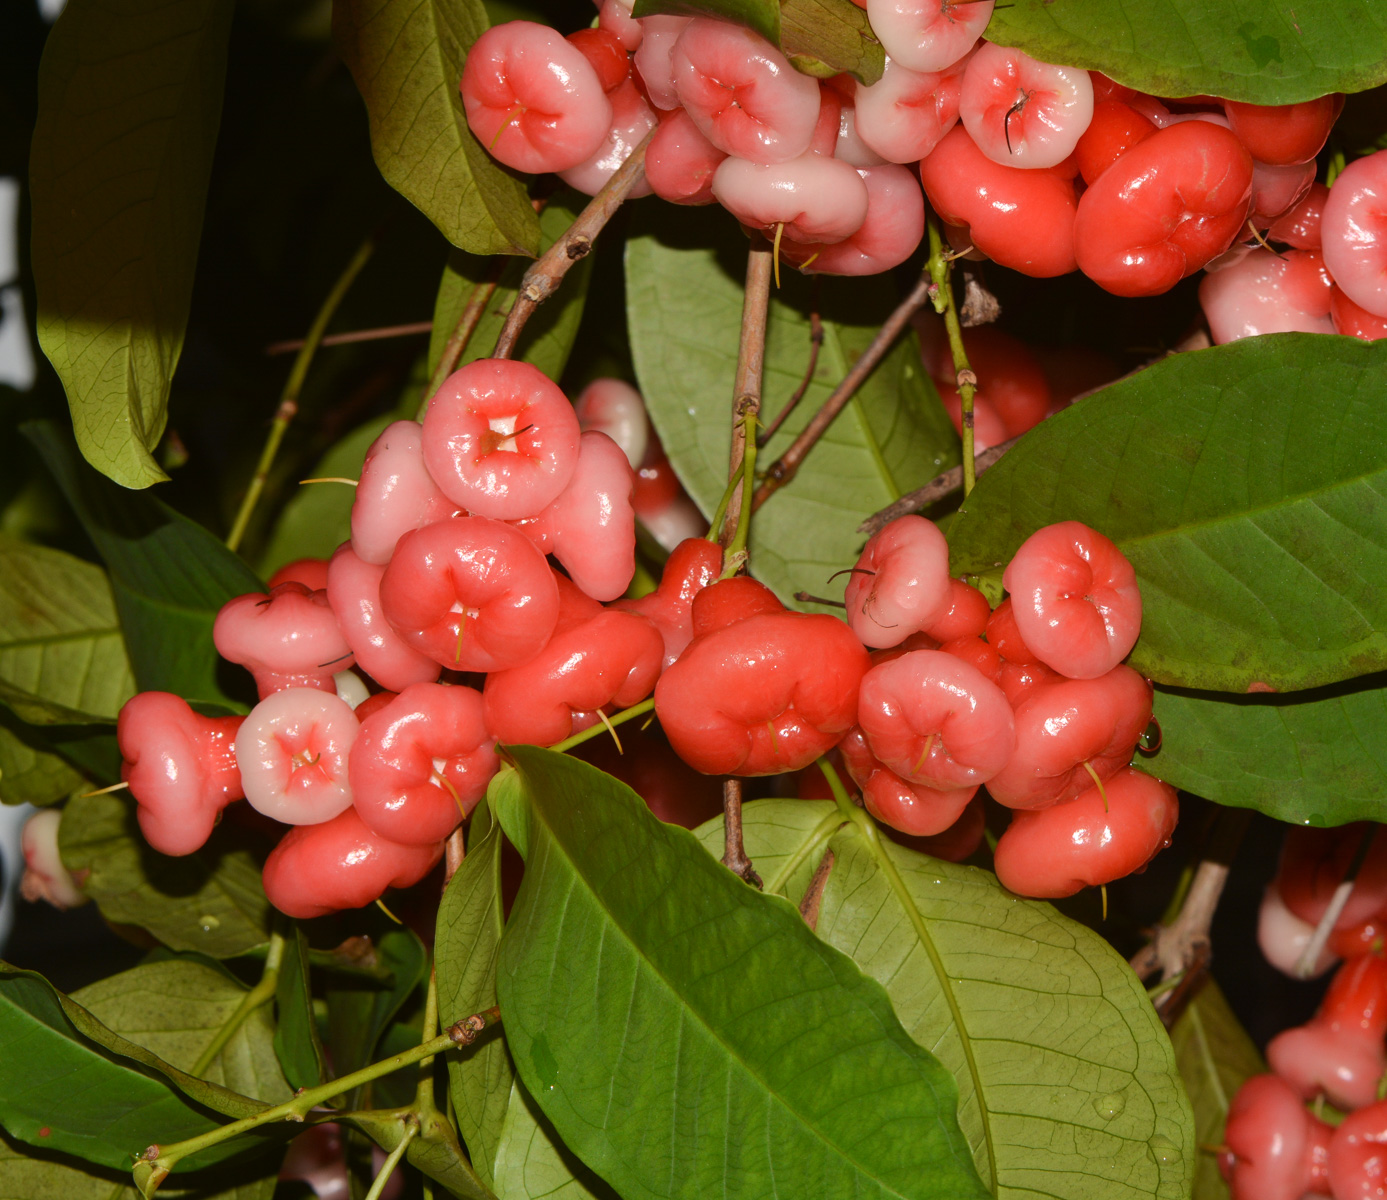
117;692;244;857
782;164;925;276
1223;95;1343;166
984;596;1040;665
236;688;360;825
1074;100;1157;185
1002;521;1142;680
1257;884;1339;979
985;666;1153;810
924;578;990;642
213;583;355;698
857;649;1015;790
1332;285;1387;340
1219;1074;1333;1200
379;516;560;673
935;325;1052;441
1329;1100;1387;1199
645;107;726;205
959;43;1094;169
992;767;1178;897
1323;151;1387;319
1268;181;1327;250
267;557;331;591
920;126;1079;278
560;78;657;198
845;515;951;648
840;726;977;836
461;21;613;174
1200;246;1334;343
853;56;963;165
655;610;869;776
1277;824;1387;934
632;15;690;111
1073;121;1253;297
351;420;457;565
574;377;649;470
262;807;443;919
1268;953;1387;1111
326;544;442;693
422;359;581;520
713;153;869;244
867;0;992;74
613;536;723;668
567;27;629;93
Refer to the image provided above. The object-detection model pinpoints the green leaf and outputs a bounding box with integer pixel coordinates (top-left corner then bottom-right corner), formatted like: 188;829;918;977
274;928;326;1093
1136;676;1387;824
436;799;511;1189
1169;981;1264;1200
986;0;1387;105
491;1077;616;1200
333;0;541;257
325;921;428;1085
429;190;595;390
947;336;1387;694
29;0;234;489
0;719;85;806
59;792;273;958
627;204;957;611
26;420;264;711
343;1110;495;1200
0;536;135;726
492;747;989;1200
0;965;275;1172
692;793;847;900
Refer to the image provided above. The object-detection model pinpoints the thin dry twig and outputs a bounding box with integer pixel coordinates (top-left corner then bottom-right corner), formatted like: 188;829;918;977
858;437;1020;536
719;239;774;551
758;291;823;447
265;320;432;356
798;849;835;931
721;779;762;889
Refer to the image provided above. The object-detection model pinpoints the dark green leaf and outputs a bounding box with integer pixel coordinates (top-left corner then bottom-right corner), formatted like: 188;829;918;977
986;0;1387;105
0;965;274;1172
326;921;427;1086
0;722;84;807
428;190;594;391
492;748;989;1200
0;535;135;726
627;204;957;611
1137;676;1387;825
779;0;884;83
436;800;510;1189
273;928;326;1093
947;336;1387;694
333;0;541;257
1169;981;1264;1200
26;420;263;711
631;0;779;47
29;0;233;489
59;792;273;958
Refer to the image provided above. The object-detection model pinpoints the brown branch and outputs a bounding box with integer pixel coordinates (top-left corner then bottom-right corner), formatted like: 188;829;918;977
798;849;835;932
446;1005;502;1046
857;436;1020;536
265;320;432;356
721;779;762;889
418;260;505;418
443;826;466;888
719;238;774;556
753;271;933;511
492;126;656;361
758;291;823;447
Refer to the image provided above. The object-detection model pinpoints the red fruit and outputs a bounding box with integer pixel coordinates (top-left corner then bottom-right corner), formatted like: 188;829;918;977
379;516;560;673
890;793;986;862
857;649;1015;791
1324;151;1387;318
422;359;581;520
1223;95;1343;166
1277;824;1387;934
1089;73;1137;104
992;767;1178;897
326;544;441;693
984;597;1040;665
690;575;785;635
1073;100;1157;185
1268;181;1327;250
646;107;726;205
1329;915;1387;960
938;635;1001;682
1249;159;1315;227
844;515;951;649
235;688;359;825
934;325;1052;441
1002;521;1142;680
1268;954;1387;1111
840;726;977;837
118;692;243;857
923;578;990;642
654;610;869;776
353;690;398;722
461;21;613;175
214;582;354;698
612;536;723;668
985;666;1153;810
1332;285;1387;341
484;603;664;746
567;27;629;94
919;126;1079;278
1329;1099;1387;1198
349;682;498;845
262;807;443;919
267;557;331;592
1257;884;1338;979
996;658;1061;708
1073;121;1253;296
1219;1074;1332;1200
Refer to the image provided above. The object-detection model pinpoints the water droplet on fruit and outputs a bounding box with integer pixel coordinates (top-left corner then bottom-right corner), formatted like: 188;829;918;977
1148;1135;1180;1166
198;914;220;932
1093;1092;1124;1120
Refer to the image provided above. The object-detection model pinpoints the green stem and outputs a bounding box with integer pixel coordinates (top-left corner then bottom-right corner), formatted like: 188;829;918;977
723;411;759;570
191;931;286;1077
926;214;977;497
415;968;441;1120
705;469;742;546
364;1118;418;1200
816;756;855;816
226;232;377;552
550;698;656;754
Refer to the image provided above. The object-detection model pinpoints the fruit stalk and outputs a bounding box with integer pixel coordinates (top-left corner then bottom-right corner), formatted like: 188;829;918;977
926;213;979;496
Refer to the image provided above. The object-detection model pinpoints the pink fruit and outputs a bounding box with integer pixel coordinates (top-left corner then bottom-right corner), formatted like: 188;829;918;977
1329;1099;1387;1198
1249;159;1315;226
262;807;442;919
461;21;613;174
566;26;629;94
984;596;1041;665
831;102;887;168
985;666;1153;810
613;536;723;668
853;56;963;165
20;809;87;909
713;152;869;244
840;726;977;837
671;18;821;164
235;688;360;825
267;557;331;592
1257;884;1339;980
1002;521;1142;680
573;377;649;469
1323;151;1387;318
844;515;951;648
857;649;1015;790
1268;181;1327;249
782;164;926;276
632;15;690;110
645;107;727;205
959;43;1094;169
934;325;1052;440
1219;1074;1333;1200
1332;285;1387;340
349;682;498;844
422;358;581;520
118;692;244;856
866;0;992;73
326;544;442;693
351;420;457;566
996;658;1061;708
922;578;989;642
1199;246;1334;343
379;516;560;672
559;78;657;197
599;0;642;49
1277;824;1387;935
992;767;1178;897
214;583;354;698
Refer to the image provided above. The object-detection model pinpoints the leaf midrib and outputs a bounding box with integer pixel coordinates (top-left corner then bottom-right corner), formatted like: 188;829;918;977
523;767;937;1200
0;628;123;651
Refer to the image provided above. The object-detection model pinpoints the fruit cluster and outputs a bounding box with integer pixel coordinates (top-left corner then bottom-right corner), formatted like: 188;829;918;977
457;0;1384;314
1223;825;1387;1199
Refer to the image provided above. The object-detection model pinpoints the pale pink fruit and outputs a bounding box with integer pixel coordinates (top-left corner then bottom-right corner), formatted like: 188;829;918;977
783;163;925;275
20;809;87;909
855;55;964;164
844;515;951;648
960;43;1094;169
1199;246;1334;343
599;0;642;50
713;153;869;243
866;0;992;73
1257;885;1338;980
213;583;354;698
1322;150;1387;318
559;78;657;197
326;543;441;693
632;15;690;111
236;688;359;825
573;377;649;469
351;420;457;566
